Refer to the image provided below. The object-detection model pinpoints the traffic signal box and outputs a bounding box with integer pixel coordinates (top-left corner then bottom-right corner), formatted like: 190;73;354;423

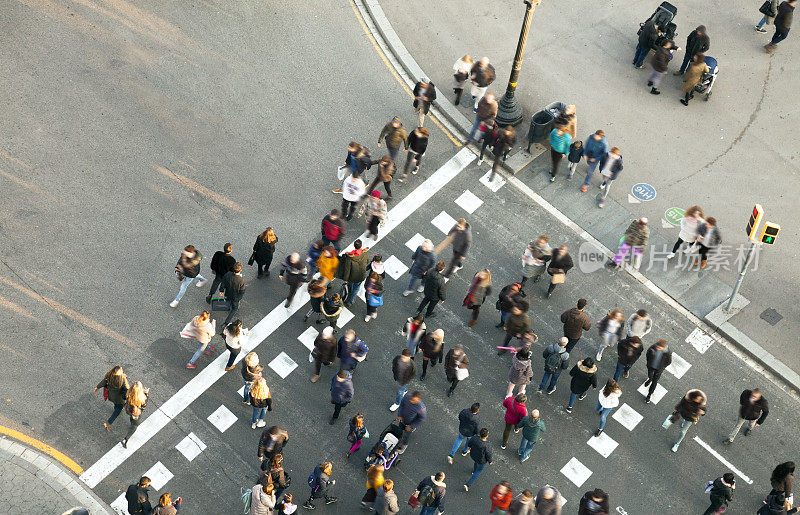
746;204;764;240
760;222;780;245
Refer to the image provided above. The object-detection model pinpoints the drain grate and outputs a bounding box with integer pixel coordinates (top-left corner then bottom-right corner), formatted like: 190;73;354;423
760;308;783;326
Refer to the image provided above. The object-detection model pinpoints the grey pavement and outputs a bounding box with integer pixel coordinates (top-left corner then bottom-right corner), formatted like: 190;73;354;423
377;0;800;378
0;436;110;514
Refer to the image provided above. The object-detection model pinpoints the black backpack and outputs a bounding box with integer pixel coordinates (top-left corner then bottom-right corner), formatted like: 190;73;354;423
417;484;436;507
544;347;568;373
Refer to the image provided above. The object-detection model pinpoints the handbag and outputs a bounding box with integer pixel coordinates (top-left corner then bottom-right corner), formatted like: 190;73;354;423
248;253;255;266
759;0;774;15
103;387;109;401
407;494;420;509
211;293;231;312
550;272;566;285
662;413;676;429
367;293;383;307
337;165;348;181
455;367;469;381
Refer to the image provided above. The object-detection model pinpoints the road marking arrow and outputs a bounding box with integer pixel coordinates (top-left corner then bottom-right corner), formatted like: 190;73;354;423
662;219;675;228
627;194;640;204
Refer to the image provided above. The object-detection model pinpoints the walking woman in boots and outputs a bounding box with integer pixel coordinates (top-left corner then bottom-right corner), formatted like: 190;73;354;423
94;366;130;432
252;227;278;278
122;381;149;447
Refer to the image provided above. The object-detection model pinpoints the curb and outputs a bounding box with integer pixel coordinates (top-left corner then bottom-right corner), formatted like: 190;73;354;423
0;436;112;514
359;0;800;394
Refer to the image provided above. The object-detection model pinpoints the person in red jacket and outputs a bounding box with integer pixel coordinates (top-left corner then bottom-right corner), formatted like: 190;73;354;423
321;210;346;251
489;481;512;513
501;393;527;450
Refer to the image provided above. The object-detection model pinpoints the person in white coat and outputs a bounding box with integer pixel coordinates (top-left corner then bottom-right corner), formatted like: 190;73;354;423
250;476;276;515
183;310;217;368
452;54;473;106
594;379;621;436
667;205;704;258
341;171;366;221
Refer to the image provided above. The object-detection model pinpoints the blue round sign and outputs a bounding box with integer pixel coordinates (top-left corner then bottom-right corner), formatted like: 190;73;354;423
631;183;657;201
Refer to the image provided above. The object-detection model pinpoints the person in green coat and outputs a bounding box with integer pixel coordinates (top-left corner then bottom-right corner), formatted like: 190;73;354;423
515;409;545;462
335;239;371;306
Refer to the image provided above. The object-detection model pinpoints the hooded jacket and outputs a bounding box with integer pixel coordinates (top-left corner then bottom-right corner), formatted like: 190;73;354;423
330;371;354;404
316;253;339;281
508;353;534;385
242;363;263;383
561;307;591;339
336;248;370;283
415;476;446;510
515;415;545;442
373;487;400;514
409;246;436;278
616;338;644;367
503;396;528;425
569;360;598;394
674;389;707;423
623;220;650;248
422;268;447;301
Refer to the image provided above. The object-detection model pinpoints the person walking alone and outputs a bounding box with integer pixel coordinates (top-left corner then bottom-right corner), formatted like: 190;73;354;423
613;336;643;382
501;393;527;450
447;403;480;464
416;261;447;318
596;147;623;209
404;239;436;296
463;269;492;327
765;0;796;52
515;409;545;463
278;253;308;308
675;26;710;75
538;337;570;395
329;370;354;425
413;78;437;127
121;381;149;448
94;366;129;432
566;357;598;413
452;54;474;105
302;462;338;510
220;262;246;328
320;210;346;251
462;428;493;492
402;314;426;356
390;348;416;411
444;344;469;397
310;326;337;383
249;377;272;429
183;310;217;369
548;125;571;182
401;127;429;180
206;242;235;303
377;116;408;164
595;308;625;362
170;245;207;308
222;319;249;372
666;389;707;452
252;228;277;279
608;218;649;269
367;157;396;201
702;473;735;515
643;339;672;403
561;298;591;353
723;388;769;444
627;309;653;339
520;236;552;287
545;245;573;298
680;53;709;106
437;218;472;278
470;57;496;110
594;379;622;437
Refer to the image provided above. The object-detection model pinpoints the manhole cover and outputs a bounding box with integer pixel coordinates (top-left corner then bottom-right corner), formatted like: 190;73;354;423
760;308;783;326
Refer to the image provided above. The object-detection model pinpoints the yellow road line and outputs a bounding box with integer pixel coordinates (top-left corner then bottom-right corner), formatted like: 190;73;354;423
0;424;83;474
0;294;36;320
0;274;140;350
348;0;462;147
156;165;244;212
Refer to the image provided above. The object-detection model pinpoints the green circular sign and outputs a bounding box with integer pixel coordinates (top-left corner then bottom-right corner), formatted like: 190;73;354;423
664;207;685;226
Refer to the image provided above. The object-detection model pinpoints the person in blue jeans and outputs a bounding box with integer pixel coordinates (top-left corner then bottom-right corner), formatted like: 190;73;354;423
447;403;481;463
414;473;446;515
389;349;416;411
594;379;621;437
538;337;570;394
765;0;796;53
462;428;493;492
515;409;545;462
580;130;609;191
634;19;661;67
566;358;598;413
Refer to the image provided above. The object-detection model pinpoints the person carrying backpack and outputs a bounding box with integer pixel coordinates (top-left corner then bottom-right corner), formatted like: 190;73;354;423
411;472;447;514
302;462;337;510
538;337;570;395
696;217;722;269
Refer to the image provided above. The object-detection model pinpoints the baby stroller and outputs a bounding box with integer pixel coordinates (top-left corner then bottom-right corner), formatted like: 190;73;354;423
639;2;678;45
364;421;404;470
694;56;718;101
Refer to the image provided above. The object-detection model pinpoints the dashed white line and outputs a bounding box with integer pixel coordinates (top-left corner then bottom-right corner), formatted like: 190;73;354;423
268;352;299;379
560;457;592;487
207;405;237;433
454;190;483;213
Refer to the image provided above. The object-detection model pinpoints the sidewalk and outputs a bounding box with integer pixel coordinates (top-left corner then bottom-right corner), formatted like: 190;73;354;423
0;436;110;515
359;0;800;391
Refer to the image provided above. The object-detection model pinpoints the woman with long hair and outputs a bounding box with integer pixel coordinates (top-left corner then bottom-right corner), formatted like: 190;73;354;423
267;453;290;501
770;461;795;499
402;314;426;356
316;246;339;286
304;278;327;323
595;308;625;362
249;377;273;429
346;413;368;458
320;292;343;330
241;352;263;404
452;54;474;105
94;366;129;432
223;319;249;372
364;272;384;323
362;464;385;509
462;269;492;327
122;381;149;447
252;227;278;278
444;344;469;397
183;310;217;369
419;329;444;380
250;473;276;515
668;205;705;258
152;492;183;515
594;378;622;437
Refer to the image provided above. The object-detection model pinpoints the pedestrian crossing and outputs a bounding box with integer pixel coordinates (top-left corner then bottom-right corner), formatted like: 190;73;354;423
174;433;206;462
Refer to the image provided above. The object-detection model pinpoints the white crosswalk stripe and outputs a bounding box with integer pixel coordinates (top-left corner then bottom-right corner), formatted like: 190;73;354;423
637;381;668;404
383;255;409;280
454;189;484;213
587;432;619;458
405;233;426;251
268;352;298;379
686;327;714;353
337;306;355;327
665;352;691;379
612;403;644;431
297;327;319;351
142;461;173;489
560;457;592;487
175;432;206;462
479;169;506;192
207;405;237;433
431;210;457;234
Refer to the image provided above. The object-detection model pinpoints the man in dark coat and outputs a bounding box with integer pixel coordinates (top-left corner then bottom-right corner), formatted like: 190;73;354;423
206;242;236;303
329;370;354;424
390;348;416;411
724;388;769;444
413;78;437;127
676;25;710;75
634;18;661;67
125;477;152;515
335;239;370;306
416;261;447;318
561;298;591;352
220;262;246;328
613;336;643;382
766;0;797;52
703;473;735;515
644;339;672;403
578;488;609;514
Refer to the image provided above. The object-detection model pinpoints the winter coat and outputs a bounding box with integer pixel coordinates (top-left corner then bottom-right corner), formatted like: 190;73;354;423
337;335;368;366
583;134;608;161
312;334;337;364
359;195;388;224
569;360;598;394
650;46;672;73
561;308;592;339
210;250;236;275
463;281;491;308
521;242;552;274
626;314;652;338
759;492;798;514
503;396;528;425
408;131;429;155
466;435;493;464
336;249;370;283
549;129;571;155
597;153;623;181
316;253;338;282
250;485;276;515
392;355;416;385
508;494;534;515
342;175;366;202
638;18;660;49
645;344;672;371
578;490;609;514
739;390;769;423
548;252;574;275
398;396;427;429
597;315;625;338
470;62;496;87
616;338;644;367
375;160;395;183
374;488;400;514
446;222;473;256
176;250;202;279
498;285;526;312
771;473;793;497
345;150;373;174
279;257;308;286
402;317;427;345
253;238;276;265
378;123;408;150
505;312;531;337
515;415;545;443
415;476;446;510
457;408;480;437
674;389;707;423
598;388;621;409
685;28;710;57
125;484;152;515
476;96;499;125
542;344;570;373
533;487;560;515
221;271;246;301
707;477;734;510
409;246;436;278
567;141;584;163
310;465;334;497
444;348;469;381
681;61;709;93
490;485;513;511
97;376;130;406
152;504;178;515
413;81;437;110
321;214;345;242
623;220;650;248
420;334;444;363
422;268;446;301
508;354;533;386
257;427;288;460
330;371;354;404
453;57;473;85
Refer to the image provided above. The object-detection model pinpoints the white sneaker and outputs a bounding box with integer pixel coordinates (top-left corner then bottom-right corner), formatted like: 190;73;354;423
402;290;413;297
417;285;425;292
595;352;603;361
389;403;400;412
477;157;484;165
463;485;469;492
196;279;207;287
671;443;679;452
251;423;257;429
371;313;377;319
169;300;179;308
666;252;676;259
364;315;371;322
257;420;266;428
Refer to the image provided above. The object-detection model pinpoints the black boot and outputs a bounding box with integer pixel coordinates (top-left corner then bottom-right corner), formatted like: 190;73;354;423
454;88;463;105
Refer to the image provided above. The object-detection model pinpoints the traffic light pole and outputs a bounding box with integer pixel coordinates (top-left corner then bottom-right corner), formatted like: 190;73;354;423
724;241;757;312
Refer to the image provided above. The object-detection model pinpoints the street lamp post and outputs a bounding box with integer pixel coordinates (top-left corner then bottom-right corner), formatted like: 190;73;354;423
495;0;540;127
